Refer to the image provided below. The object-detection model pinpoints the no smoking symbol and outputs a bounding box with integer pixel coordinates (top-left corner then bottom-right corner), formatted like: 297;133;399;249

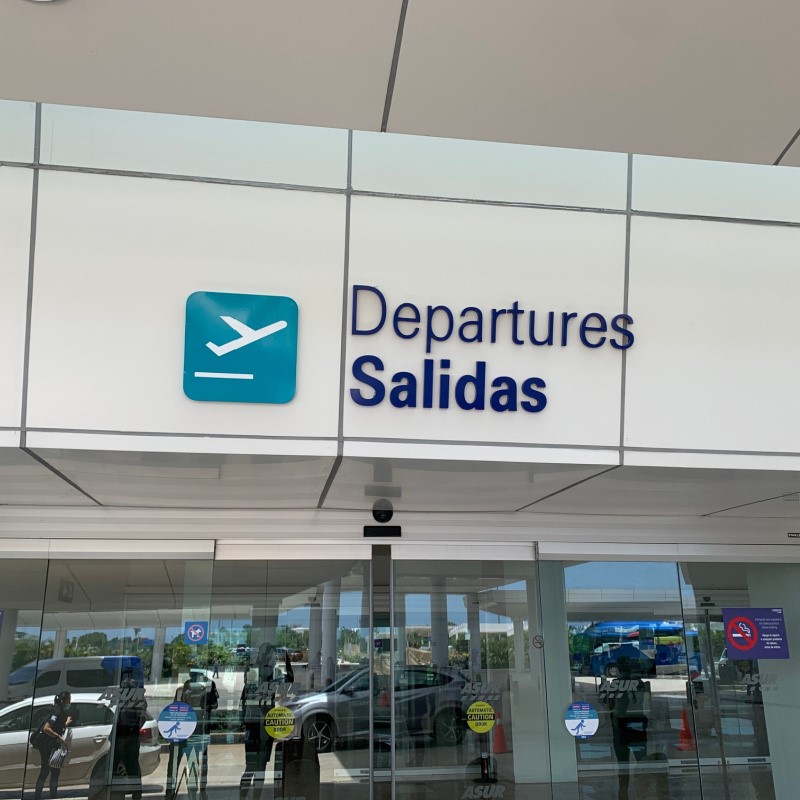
727;616;758;651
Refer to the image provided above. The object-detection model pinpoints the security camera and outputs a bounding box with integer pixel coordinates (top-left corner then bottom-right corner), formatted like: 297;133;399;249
372;499;394;524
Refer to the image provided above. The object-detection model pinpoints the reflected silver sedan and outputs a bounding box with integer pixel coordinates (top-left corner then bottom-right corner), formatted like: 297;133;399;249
0;693;160;792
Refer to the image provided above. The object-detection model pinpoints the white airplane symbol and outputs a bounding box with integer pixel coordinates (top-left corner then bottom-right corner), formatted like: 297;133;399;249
206;316;288;356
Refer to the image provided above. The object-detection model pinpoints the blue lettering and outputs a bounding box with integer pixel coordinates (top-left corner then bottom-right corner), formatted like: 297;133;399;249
439;359;451;409
350;355;385;406
560;312;578;346
579;313;607;348
610;314;635;349
390;371;417;408
521;377;547;412
490;377;517;412
455;362;486;410
422;359;435;408
425;305;454;353
351;285;386;336
393;303;421;340
458;307;483;343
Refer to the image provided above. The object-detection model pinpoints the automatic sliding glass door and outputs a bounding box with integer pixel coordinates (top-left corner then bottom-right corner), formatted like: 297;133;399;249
389;549;551;800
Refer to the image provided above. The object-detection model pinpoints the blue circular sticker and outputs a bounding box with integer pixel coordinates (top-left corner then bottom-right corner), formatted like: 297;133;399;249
564;702;599;739
158;702;197;742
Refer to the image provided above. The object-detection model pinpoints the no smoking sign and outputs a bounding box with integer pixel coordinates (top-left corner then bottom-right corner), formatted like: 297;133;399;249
722;608;789;660
726;616;758;652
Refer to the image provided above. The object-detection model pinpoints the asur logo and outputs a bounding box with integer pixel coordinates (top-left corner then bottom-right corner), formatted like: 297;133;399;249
462;787;505;799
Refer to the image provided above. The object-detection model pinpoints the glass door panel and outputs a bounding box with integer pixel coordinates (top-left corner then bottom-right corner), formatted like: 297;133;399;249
392;559;551;800
680;561;791;800
552;561;691;800
208;558;371;800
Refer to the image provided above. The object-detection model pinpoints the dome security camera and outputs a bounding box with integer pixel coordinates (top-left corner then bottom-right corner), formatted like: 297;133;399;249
372;499;394;524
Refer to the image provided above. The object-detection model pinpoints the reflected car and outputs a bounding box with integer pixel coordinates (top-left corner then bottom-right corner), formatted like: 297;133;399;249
283;666;468;753
0;692;160;793
8;657;145;703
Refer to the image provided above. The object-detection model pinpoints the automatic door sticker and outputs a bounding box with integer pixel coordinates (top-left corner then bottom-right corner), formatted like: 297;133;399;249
466;701;495;734
564;702;599;739
158;702;197;742
265;706;296;739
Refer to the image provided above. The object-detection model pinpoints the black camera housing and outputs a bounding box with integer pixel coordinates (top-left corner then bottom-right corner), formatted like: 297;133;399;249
372;499;394;524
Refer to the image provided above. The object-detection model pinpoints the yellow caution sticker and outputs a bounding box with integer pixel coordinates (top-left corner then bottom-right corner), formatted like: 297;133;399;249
466;700;495;734
264;706;296;739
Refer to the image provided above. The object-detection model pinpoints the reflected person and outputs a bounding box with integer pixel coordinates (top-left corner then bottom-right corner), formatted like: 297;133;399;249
111;673;148;800
239;644;279;800
33;691;73;800
166;674;219;800
608;657;668;800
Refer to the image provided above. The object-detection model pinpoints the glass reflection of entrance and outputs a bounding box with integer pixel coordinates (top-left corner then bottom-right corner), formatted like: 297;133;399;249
205;545;549;800
389;553;551;800
0;545;547;800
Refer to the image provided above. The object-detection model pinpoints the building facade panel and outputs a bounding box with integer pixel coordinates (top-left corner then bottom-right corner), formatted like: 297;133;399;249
344;196;628;448
26;170;346;438
624;215;800;454
0;166;32;432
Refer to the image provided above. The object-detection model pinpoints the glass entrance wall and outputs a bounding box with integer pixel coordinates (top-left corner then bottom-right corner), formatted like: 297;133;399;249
543;559;800;800
3;552;800;800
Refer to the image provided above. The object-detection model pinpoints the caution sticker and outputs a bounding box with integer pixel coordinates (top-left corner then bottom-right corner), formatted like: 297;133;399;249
466;700;495;734
264;706;296;739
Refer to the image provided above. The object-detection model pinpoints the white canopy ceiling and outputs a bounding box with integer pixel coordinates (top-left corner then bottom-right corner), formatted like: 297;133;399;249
2;0;800;166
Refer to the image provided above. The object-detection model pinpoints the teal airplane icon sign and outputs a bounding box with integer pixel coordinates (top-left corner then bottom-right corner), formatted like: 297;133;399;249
183;292;298;404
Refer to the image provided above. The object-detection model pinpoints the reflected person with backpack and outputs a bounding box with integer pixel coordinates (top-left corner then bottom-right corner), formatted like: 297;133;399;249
165;674;219;800
30;691;74;799
608;657;668;800
111;672;148;800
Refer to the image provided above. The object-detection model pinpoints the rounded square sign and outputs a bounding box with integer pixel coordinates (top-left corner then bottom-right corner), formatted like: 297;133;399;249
183;291;298;404
183;621;209;646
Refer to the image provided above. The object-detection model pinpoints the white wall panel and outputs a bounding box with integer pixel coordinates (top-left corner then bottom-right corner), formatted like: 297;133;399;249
625;217;800;453
0;100;35;162
41;105;349;187
352;131;628;209
27;172;345;438
633;155;800;222
344;197;627;447
0;166;32;429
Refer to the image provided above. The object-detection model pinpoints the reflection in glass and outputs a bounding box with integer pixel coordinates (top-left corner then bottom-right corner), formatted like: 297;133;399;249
392;560;551;800
560;562;683;800
209;559;370;800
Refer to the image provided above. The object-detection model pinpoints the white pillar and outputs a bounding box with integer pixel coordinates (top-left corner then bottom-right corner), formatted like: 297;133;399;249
513;618;526;672
321;580;341;685
466;593;482;673
430;576;449;668
537;563;578;797
746;564;800;800
360;586;370;630
150;627;167;682
53;629;68;659
395;602;407;666
308;596;323;690
0;610;19;706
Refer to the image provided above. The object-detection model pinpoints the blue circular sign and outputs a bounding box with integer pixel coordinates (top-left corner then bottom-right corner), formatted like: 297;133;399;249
186;624;205;642
158;702;197;742
564;702;599;739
